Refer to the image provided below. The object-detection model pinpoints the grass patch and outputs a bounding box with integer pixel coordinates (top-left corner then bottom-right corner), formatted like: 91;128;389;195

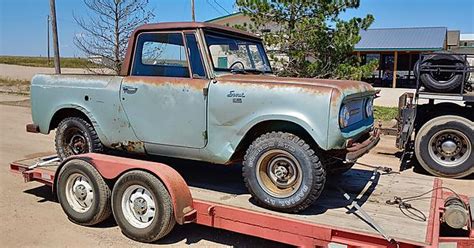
0;56;99;68
0;77;30;86
374;106;398;121
0;77;30;95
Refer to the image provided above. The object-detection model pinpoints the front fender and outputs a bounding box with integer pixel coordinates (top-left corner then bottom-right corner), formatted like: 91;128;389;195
234;113;328;150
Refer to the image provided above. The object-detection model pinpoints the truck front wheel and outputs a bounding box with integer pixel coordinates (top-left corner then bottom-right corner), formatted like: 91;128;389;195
415;115;474;178
55;117;103;160
243;132;326;213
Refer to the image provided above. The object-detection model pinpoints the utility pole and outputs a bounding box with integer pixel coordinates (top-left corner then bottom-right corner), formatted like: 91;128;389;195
191;0;195;22
49;0;61;74
47;15;50;64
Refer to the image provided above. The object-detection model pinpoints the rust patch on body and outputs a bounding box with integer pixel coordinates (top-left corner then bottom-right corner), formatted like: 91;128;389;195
111;140;145;153
216;74;375;97
123;76;208;91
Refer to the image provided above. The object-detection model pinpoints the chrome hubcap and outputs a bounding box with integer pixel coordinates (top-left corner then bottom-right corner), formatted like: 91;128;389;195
65;173;94;213
121;185;156;228
429;129;471;167
441;140;457;154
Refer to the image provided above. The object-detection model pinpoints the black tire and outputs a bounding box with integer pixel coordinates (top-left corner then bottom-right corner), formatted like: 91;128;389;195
414;115;474;178
112;170;175;243
55;117;103;161
242;132;325;213
57;159;112;226
416;53;468;93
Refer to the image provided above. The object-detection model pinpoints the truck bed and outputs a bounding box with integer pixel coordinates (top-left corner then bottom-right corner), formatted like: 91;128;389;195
11;155;437;246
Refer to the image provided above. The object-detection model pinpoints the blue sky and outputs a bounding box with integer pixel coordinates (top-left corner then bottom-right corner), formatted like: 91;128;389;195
1;0;473;57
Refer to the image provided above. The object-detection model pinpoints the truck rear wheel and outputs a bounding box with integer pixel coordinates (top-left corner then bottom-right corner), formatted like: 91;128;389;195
55;117;103;161
415;115;474;178
57;159;112;226
243;132;325;213
111;170;175;243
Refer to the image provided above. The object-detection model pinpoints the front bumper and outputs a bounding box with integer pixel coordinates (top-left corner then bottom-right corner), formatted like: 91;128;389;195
344;129;380;162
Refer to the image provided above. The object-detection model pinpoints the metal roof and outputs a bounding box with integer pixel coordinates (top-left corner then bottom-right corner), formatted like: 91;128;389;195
206;12;243;23
460;34;474;41
355;27;447;51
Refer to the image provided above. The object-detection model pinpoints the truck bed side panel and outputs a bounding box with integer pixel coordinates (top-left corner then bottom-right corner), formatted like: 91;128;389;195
30;74;143;152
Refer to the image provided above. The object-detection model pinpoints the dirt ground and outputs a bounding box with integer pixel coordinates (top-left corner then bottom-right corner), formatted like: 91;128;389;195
0;93;472;247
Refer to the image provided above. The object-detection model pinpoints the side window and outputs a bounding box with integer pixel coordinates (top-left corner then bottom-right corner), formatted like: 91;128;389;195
132;33;190;78
185;33;206;78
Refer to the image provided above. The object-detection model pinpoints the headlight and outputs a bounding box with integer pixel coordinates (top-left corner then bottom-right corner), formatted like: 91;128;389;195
339;105;350;128
365;97;374;117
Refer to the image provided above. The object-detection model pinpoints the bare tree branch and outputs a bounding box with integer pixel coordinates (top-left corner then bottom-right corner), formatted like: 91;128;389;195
74;0;155;74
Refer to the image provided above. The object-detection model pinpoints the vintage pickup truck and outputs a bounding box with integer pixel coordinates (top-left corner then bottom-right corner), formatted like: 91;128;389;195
28;22;379;213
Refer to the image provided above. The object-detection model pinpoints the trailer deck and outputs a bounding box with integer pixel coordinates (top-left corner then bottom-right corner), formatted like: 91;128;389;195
10;155;473;247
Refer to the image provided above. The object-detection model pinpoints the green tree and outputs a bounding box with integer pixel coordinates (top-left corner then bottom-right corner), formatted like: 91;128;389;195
235;0;377;80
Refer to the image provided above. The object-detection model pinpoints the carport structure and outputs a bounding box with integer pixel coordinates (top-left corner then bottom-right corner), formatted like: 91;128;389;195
356;27;448;88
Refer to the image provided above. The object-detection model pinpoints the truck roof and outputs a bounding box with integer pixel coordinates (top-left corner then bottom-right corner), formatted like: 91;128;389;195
134;22;260;39
121;22;260;75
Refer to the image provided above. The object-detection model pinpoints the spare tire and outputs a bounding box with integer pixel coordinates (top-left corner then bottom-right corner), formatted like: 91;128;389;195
415;53;468;93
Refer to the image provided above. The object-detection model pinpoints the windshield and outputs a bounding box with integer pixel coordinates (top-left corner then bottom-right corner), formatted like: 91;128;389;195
204;32;272;73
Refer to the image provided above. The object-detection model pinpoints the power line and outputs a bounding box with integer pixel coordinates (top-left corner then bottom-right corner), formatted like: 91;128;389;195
213;0;231;15
206;0;224;15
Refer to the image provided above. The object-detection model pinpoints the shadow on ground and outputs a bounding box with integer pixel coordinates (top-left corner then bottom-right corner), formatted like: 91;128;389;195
398;149;474;180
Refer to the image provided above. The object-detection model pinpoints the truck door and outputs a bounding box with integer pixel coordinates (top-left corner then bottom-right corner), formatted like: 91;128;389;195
120;31;208;148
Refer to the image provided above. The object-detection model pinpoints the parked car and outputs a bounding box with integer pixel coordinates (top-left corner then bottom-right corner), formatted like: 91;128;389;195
27;22;378;213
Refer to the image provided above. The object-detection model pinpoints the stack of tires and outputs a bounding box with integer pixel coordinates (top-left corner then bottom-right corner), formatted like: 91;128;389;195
414;53;470;93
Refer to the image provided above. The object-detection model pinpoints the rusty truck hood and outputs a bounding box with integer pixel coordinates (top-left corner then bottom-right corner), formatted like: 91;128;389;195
216;74;375;97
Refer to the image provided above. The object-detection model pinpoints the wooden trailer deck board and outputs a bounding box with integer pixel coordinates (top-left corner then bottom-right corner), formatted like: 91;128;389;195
11;156;435;245
189;169;435;245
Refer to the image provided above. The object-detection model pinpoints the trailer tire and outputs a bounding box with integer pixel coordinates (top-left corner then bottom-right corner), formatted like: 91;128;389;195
415;115;474;178
112;170;175;243
57;159;112;226
55;117;103;161
243;132;325;213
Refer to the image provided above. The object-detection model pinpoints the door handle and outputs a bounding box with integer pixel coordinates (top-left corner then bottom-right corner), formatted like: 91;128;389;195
123;85;138;94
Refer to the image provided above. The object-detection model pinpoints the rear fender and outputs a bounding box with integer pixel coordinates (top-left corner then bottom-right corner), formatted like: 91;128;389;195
54;153;195;224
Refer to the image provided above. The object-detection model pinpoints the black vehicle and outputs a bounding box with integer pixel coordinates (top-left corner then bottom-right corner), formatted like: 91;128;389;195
397;52;473;178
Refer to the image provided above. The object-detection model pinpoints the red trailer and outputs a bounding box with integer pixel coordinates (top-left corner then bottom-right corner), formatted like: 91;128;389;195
10;153;474;247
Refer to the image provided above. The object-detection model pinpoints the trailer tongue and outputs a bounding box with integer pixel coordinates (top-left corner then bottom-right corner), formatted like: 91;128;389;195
10;154;474;247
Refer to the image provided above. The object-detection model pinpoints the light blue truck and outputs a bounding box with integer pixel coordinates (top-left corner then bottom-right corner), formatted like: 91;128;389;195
28;22;379;212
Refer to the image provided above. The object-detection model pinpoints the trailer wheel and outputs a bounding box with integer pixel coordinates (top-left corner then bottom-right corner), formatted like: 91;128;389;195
111;170;175;243
57;159;111;226
243;132;325;213
415;115;474;178
55;117;103;161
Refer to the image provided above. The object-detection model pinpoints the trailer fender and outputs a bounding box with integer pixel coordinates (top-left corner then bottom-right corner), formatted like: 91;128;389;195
54;153;195;225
